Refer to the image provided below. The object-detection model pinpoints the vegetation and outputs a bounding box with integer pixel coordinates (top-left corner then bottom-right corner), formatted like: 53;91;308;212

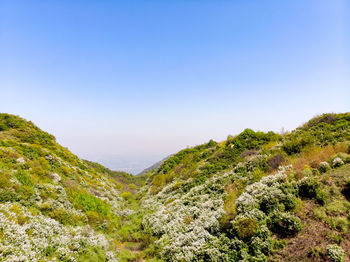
0;112;349;261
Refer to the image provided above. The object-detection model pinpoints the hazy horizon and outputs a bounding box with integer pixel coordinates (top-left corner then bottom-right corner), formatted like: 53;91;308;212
1;0;349;174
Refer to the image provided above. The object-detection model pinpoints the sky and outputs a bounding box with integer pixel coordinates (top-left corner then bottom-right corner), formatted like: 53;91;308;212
1;0;349;174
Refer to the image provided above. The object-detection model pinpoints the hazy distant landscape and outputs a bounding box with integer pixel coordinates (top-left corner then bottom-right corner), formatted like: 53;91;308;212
92;155;165;175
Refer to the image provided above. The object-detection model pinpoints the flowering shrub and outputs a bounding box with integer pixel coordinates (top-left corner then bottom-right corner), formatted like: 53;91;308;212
142;171;239;261
319;161;330;173
0;203;118;261
326;244;345;262
142;164;304;261
143;188;225;260
231;169;302;258
337;153;350;163
332;157;344;168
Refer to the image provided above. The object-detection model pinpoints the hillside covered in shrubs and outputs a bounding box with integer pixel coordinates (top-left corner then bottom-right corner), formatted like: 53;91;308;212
0;113;145;261
0;113;349;261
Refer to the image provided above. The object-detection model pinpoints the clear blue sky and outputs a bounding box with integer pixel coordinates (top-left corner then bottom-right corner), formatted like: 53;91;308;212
1;0;349;173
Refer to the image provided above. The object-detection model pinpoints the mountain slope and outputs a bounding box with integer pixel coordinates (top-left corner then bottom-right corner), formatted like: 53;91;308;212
137;155;172;176
140;113;350;262
0;113;141;261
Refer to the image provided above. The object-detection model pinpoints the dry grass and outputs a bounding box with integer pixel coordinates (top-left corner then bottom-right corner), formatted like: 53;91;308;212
292;143;348;174
220;183;237;229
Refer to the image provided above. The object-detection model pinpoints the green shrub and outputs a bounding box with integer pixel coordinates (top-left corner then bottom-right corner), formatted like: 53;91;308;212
315;190;328;205
115;182;123;191
172;181;183;190
221;184;237;228
128;183;137;190
72;191;110;216
15;185;34;204
14;169;32;186
150;174;165;195
313;207;328;221
271;239;287;252
39;202;52;212
337;153;350;163
268;212;302;236
282;135;313;155
325;200;349;216
44;245;57;257
334;217;349;233
259;194;282;213
86;211;104;224
252;168;265;183
298;176;327;204
236;217;259;239
119;249;137;262
0;188;17;202
0;114;27;130
0;171;12;188
77;246;107;262
0;122;8;131
282;194;298;211
49;208;72;225
19;144;44;160
121;191;134;201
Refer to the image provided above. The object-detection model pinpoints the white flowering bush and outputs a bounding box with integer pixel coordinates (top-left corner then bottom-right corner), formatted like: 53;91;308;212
143;178;225;261
142;163;303;261
332;157;344;168
236;172;297;214
0;203;118;261
336;152;350;164
326;244;345;262
319;161;330;173
142;170;243;261
231;169;301;259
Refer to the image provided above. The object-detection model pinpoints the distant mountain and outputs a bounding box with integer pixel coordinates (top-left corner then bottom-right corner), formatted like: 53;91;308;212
137;154;172;175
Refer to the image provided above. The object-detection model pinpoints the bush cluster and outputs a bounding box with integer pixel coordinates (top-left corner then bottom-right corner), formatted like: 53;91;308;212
298;176;327;205
326;244;345;262
268;211;302;236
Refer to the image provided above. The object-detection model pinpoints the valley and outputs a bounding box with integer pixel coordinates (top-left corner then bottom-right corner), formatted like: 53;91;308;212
0;113;349;261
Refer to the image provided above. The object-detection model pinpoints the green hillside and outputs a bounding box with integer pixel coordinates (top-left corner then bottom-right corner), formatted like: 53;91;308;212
0;113;349;261
141;113;350;262
0;113;145;261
